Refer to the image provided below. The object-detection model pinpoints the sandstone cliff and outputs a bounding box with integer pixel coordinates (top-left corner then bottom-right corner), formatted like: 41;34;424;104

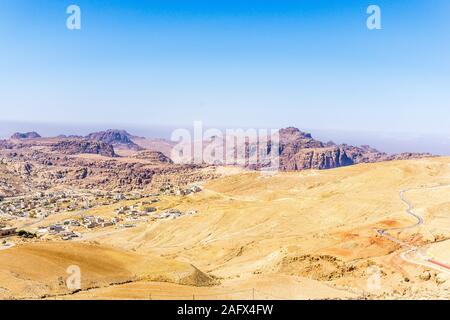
276;127;431;171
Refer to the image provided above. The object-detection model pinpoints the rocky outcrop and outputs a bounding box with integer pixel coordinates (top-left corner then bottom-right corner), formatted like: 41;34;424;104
387;152;432;161
11;132;41;139
0;140;14;150
342;144;432;164
281;147;353;170
1;127;434;192
195;127;431;171
86;129;142;150
57;134;83;139
19;163;33;175
51;140;117;157
273;127;432;171
279;127;324;150
68;167;89;180
278;128;352;170
0;138;216;192
132;150;173;164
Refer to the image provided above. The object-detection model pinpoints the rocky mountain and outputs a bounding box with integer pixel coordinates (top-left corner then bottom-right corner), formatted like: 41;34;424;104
276;127;431;171
278;127;346;170
0;159;32;197
51;140;117;157
11;132;41;139
142;126;431;171
280;146;354;170
0;135;216;193
1;127;434;190
86;129;142;150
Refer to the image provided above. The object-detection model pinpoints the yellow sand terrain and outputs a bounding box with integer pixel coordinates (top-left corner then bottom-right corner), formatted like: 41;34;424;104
0;242;215;299
3;157;450;299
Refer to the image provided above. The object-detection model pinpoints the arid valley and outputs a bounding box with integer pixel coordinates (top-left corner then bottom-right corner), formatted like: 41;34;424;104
1;128;450;300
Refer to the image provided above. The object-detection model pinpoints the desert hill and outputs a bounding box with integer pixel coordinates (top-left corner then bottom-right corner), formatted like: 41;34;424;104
86;129;143;151
0;242;215;299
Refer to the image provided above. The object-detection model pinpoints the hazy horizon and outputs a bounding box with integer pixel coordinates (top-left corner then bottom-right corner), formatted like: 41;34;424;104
1;120;449;156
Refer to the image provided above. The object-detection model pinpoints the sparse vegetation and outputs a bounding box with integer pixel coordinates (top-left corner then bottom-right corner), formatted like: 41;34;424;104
16;230;37;238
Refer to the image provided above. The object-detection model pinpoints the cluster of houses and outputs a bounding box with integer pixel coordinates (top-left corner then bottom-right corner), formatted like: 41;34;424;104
160;184;203;196
0;184;203;242
39;222;80;240
175;185;203;196
40;215;122;240
114;199;197;221
115;199;159;219
80;215;120;229
0;189;156;222
0;191;93;219
153;209;197;220
0;225;17;238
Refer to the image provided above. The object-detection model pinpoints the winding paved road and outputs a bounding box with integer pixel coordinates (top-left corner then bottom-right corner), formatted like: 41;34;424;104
377;185;450;274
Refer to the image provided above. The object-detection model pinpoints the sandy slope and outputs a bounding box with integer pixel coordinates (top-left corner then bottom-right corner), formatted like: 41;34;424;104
60;274;355;300
0;242;214;299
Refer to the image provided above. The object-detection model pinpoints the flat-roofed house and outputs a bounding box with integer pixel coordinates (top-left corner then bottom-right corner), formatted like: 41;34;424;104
0;227;17;238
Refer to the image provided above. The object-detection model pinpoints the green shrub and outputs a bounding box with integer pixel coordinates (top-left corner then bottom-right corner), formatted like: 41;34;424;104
17;230;37;238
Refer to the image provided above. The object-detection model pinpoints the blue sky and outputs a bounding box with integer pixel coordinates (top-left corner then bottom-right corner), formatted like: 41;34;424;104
1;0;450;137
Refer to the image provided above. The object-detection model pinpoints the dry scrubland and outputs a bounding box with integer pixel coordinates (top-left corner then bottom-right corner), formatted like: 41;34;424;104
2;157;450;299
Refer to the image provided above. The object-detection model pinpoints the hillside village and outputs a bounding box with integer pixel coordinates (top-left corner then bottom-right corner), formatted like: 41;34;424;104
0;184;203;243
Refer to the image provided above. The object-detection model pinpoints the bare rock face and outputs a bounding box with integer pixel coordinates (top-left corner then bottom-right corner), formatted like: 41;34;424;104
275;127;432;171
206;126;431;171
342;144;432;164
281;147;353;170
51;140;117;157
86;129;142;150
0;138;216;192
279;127;324;150
387;152;433;161
132;150;173;164
11;132;41;139
278;128;353;170
0;127;434;195
69;167;89;180
57;134;83;139
20;163;33;175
